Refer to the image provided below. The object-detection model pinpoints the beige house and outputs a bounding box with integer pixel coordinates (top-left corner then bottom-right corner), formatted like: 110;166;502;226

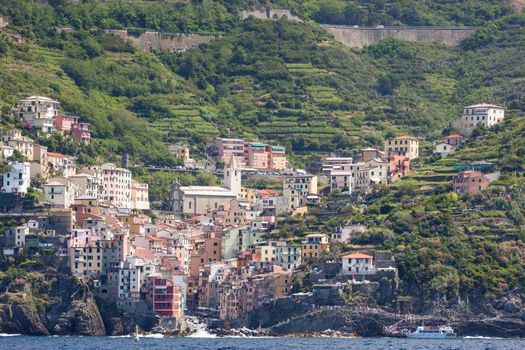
451;104;505;136
68;173;99;198
384;136;419;160
169;144;190;161
433;142;455;158
3;129;34;160
44;178;76;208
131;180;150;210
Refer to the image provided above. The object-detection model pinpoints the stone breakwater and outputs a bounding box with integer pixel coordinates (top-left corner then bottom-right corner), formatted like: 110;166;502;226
102;30;218;52
323;25;478;48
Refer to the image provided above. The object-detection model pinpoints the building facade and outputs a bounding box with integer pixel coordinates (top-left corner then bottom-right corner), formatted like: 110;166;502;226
452;104;505;136
384;136;419;160
453;170;489;195
1;161;30;194
17;96;59;134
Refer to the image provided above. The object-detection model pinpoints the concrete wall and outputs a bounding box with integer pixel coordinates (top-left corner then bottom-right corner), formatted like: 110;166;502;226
103;30;218;52
239;8;301;21
323;25;478;49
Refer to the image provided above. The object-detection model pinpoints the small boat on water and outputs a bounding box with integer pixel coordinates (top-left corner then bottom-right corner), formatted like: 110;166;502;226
406;325;457;339
134;325;140;342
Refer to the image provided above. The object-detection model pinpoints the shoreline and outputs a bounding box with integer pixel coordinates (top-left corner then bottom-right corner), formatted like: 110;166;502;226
0;331;522;340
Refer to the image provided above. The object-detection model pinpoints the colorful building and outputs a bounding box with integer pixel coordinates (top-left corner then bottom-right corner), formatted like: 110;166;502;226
453;170;489;195
301;234;329;261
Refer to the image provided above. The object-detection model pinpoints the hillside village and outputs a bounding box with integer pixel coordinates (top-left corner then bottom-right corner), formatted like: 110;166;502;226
0;0;524;339
0;94;516;334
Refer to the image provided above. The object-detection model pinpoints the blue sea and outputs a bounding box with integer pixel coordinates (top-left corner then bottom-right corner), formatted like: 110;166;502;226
1;335;524;350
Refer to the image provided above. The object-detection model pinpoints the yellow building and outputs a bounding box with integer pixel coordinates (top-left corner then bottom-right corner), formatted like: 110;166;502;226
384;135;419;159
301;234;329;260
240;187;257;203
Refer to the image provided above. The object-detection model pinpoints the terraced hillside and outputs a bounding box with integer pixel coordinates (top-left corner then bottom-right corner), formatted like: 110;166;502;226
0;1;524;166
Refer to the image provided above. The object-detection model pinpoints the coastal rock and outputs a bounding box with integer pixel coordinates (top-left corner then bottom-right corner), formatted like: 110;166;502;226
55;292;106;336
0;300;49;335
109;317;124;335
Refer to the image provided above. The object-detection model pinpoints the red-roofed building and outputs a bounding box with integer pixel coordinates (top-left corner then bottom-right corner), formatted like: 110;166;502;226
444;134;465;146
342;253;375;275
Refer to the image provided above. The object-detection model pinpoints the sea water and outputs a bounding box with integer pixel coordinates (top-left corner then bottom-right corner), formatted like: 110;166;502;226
1;334;524;350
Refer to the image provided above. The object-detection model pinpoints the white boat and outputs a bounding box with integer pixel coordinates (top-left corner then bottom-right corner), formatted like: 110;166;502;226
134;325;140;342
406;325;457;339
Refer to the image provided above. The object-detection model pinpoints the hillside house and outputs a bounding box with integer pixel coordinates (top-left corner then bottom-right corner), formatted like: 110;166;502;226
341;253;375;275
453;170;489;195
451;104;505;136
384;136;419;160
1;161;30;194
17;96;59;134
301;234;329;261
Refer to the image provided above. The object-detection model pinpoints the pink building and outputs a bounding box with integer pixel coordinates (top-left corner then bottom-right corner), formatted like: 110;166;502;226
213;138;286;170
453;170;489;195
71;122;91;145
54;115;91;145
54;115;78;132
387;151;411;183
245;143;269;169
213;138;246;167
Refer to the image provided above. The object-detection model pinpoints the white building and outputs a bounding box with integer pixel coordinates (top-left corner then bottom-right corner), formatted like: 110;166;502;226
118;256;156;303
322;157;353;174
274;242;302;271
4;225;29;248
17;96;59;134
452;104;505;136
168;158;239;215
341;253;376;275
433;143;455;158
330;224;367;243
1;161;30;194
223;157;241;196
100;163;132;208
43;178;76;208
367;158;389;185
68;173;99;198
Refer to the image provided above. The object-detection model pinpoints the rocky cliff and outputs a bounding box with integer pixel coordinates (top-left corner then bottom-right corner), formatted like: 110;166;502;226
241;289;525;338
0;276;105;336
54;291;105;336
